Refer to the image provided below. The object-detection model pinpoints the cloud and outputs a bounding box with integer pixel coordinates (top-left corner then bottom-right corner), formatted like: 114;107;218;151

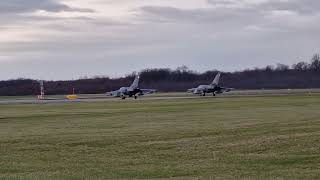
0;0;319;80
0;0;94;14
261;0;320;14
139;6;261;25
207;0;320;14
138;0;320;33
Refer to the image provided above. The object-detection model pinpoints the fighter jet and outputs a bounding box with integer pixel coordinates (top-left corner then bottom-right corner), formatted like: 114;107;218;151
107;75;156;99
188;72;233;96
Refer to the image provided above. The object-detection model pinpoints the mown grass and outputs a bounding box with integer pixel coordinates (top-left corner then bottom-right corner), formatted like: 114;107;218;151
1;95;320;179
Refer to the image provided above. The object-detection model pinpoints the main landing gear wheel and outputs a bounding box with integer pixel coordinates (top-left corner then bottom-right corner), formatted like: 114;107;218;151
213;93;216;96
121;96;126;100
134;96;137;99
202;93;206;96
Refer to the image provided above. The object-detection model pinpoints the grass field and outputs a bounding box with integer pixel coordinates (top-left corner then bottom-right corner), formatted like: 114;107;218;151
1;94;320;179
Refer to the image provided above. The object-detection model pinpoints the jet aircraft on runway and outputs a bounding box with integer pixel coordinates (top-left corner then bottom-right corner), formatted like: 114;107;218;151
188;72;233;96
107;75;156;99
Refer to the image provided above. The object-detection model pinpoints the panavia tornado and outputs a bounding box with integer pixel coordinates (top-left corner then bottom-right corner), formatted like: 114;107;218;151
107;75;156;99
188;72;233;96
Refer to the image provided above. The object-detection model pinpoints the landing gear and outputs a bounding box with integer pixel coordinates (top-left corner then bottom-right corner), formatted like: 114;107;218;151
121;95;126;100
213;93;216;96
134;95;137;99
202;93;206;96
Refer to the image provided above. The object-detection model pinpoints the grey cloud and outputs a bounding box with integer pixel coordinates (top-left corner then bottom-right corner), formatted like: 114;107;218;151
207;0;320;14
0;0;94;14
1;0;320;80
140;6;261;24
139;0;320;33
261;0;320;14
206;0;235;6
0;0;95;30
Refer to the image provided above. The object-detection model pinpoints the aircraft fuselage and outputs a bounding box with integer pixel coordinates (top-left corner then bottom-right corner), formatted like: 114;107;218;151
193;85;224;95
110;87;143;99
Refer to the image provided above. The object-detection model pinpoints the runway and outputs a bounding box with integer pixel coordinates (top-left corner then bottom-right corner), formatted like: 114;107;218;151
0;94;199;105
0;89;319;105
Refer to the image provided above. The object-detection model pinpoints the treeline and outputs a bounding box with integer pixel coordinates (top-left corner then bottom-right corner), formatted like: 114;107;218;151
1;54;320;96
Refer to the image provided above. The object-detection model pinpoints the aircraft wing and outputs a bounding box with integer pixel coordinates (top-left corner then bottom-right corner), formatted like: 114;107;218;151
187;88;196;93
220;87;234;92
106;90;120;97
140;89;157;95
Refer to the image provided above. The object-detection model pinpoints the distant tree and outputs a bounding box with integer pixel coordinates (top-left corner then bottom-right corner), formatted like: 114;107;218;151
292;61;309;71
275;63;289;71
79;76;89;79
265;65;274;72
3;53;320;96
176;65;189;73
310;54;320;71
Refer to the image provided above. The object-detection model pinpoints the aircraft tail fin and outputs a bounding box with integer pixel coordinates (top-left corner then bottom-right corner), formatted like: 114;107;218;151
211;72;221;85
130;75;140;89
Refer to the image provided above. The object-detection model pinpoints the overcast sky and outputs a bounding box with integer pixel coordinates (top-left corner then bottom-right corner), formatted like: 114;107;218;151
0;0;319;80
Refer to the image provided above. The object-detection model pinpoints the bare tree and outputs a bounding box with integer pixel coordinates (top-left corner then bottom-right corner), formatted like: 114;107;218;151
276;63;289;71
292;62;309;71
310;54;320;71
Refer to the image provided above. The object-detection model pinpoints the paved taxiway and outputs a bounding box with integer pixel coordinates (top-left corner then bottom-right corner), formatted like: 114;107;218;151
0;89;319;105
